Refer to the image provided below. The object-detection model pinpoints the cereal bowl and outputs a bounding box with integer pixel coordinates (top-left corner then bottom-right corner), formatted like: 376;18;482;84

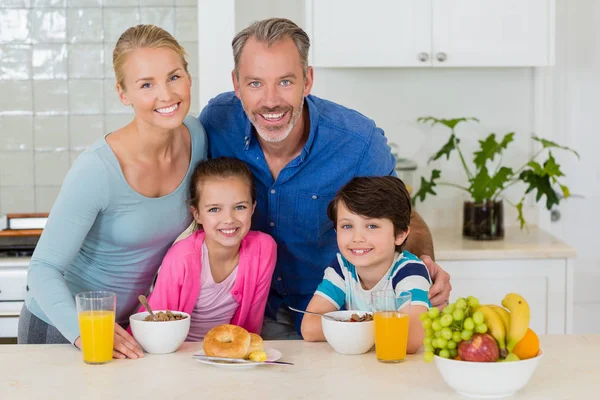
129;310;190;354
321;310;375;355
434;350;544;398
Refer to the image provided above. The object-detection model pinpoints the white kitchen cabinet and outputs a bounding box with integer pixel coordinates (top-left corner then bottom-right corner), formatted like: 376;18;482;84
306;0;432;67
305;0;555;67
441;259;573;335
432;0;553;67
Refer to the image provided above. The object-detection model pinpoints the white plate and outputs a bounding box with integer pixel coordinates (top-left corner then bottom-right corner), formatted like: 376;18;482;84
194;347;282;369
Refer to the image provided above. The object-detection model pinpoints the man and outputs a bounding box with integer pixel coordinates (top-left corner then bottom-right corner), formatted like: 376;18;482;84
199;18;451;339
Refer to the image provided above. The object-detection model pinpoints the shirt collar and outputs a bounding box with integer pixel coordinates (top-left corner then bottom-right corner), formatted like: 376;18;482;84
243;114;253;151
301;95;319;158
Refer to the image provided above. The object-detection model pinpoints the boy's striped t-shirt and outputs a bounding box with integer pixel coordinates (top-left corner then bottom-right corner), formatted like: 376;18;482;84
315;251;432;311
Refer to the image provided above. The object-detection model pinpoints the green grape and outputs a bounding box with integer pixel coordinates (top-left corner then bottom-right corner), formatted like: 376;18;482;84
432;319;443;331
431;338;439;348
422;318;433;329
452;309;465;322
461;330;473;341
434;330;442;338
423;336;433;346
428;307;440;319
437;338;448;349
423;351;434;362
446;340;457;350
440;314;453;327
442;304;455;314
424;344;434;352
455;298;467;310
464;317;475;331
439;349;450;359
449;348;458;359
476;323;488;334
419;312;429;321
472;311;484;325
467;296;480;308
441;327;453;340
425;328;434;337
452;331;462;343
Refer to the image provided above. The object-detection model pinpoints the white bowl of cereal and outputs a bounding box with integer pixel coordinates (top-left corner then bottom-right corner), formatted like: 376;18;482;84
321;310;375;355
129;310;190;354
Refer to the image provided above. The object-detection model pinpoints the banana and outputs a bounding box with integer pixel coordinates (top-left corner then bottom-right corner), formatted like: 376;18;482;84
487;304;511;335
502;293;531;352
476;305;507;356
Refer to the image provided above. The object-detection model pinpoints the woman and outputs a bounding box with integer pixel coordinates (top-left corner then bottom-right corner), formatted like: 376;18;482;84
18;25;207;360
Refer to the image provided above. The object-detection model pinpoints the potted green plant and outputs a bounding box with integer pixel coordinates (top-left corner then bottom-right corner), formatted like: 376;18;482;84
412;117;579;240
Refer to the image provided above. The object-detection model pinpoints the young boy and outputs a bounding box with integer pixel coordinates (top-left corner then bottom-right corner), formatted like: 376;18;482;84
300;176;431;354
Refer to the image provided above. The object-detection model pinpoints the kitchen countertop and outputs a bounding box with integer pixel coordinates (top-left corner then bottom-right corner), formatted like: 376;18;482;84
432;226;577;261
0;335;597;399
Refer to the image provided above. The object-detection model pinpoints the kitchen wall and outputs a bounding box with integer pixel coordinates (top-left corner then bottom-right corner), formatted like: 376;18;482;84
536;0;600;333
0;0;199;214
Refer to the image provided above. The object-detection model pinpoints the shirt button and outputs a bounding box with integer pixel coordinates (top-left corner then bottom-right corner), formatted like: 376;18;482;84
276;276;282;281
269;222;275;227
282;293;288;296
312;195;318;200
270;189;276;194
234;291;239;295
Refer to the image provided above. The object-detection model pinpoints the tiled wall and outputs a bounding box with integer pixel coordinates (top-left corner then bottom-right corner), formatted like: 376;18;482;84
0;0;199;214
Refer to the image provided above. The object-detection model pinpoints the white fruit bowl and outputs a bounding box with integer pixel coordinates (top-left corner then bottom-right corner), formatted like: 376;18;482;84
129;310;190;354
322;310;375;355
434;350;544;398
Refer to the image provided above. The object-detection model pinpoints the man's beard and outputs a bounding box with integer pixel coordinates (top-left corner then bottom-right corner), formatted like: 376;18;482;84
242;96;304;143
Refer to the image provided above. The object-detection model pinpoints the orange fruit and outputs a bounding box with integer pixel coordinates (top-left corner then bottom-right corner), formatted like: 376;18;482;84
512;328;540;360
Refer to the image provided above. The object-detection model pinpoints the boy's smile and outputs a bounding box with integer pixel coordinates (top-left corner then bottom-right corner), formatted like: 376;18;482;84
348;248;373;256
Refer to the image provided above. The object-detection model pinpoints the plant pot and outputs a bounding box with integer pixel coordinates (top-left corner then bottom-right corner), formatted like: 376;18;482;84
463;200;504;240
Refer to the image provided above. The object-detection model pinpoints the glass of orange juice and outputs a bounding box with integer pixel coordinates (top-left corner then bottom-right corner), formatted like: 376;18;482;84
371;290;411;363
75;291;116;365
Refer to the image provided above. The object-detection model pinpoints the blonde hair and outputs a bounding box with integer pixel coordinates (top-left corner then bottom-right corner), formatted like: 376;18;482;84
113;24;189;90
232;18;310;80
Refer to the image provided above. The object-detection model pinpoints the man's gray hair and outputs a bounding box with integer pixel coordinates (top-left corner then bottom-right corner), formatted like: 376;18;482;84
232;18;310;79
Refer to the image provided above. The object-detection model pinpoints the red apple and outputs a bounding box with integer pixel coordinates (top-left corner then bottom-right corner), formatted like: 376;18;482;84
458;333;499;362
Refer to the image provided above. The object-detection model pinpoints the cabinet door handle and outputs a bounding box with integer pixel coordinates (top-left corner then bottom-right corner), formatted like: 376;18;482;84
418;52;429;62
436;52;447;62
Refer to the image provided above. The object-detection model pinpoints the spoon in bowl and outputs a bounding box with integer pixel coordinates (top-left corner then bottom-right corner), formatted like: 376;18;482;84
138;295;158;322
288;306;342;322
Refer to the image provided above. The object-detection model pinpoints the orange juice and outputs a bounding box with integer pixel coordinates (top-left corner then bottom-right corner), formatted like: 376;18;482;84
78;310;115;364
374;311;410;362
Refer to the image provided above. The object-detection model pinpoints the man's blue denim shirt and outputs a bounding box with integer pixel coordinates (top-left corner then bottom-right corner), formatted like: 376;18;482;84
199;92;396;333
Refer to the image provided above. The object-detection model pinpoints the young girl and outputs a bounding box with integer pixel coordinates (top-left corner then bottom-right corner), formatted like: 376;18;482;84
300;176;431;354
143;157;277;339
